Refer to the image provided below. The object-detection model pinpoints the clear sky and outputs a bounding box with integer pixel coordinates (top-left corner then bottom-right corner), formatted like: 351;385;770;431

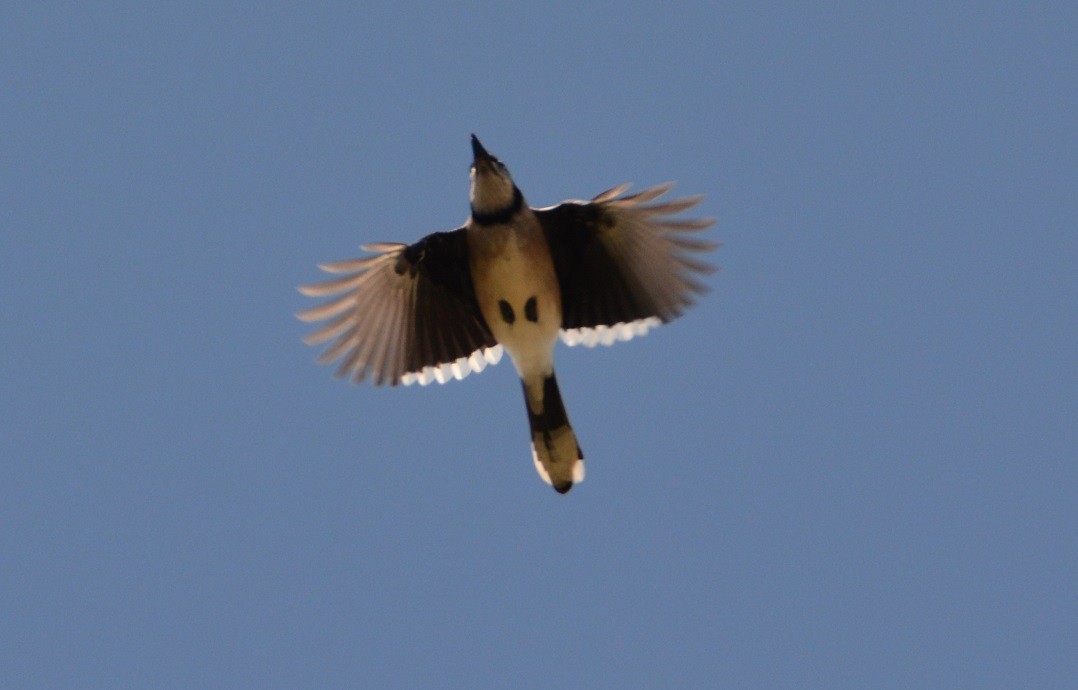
3;3;1075;687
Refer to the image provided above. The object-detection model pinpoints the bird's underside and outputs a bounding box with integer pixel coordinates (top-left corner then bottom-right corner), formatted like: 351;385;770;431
298;136;716;492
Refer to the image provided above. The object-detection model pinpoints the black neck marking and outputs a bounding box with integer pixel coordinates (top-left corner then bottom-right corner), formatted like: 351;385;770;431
471;186;524;226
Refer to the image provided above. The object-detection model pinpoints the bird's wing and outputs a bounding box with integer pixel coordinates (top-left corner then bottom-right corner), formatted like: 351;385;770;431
534;183;717;347
297;228;502;386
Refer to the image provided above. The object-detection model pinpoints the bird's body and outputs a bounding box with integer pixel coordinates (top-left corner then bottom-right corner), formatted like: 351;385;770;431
467;205;560;379
298;136;715;493
465;142;582;491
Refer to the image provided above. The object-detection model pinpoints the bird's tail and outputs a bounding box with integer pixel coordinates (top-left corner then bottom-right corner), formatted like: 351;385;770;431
521;372;585;493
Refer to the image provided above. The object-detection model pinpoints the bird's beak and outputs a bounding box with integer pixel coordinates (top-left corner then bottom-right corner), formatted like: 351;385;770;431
471;134;494;169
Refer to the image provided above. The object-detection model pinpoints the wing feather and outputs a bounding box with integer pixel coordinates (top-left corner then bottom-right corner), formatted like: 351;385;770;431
535;183;716;347
297;229;498;386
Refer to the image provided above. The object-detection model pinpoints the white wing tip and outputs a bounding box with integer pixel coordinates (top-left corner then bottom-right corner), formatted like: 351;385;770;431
560;317;662;348
484;345;504;364
399;345;504;386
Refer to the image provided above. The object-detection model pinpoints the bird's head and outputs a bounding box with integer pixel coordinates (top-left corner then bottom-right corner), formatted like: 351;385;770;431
469;135;522;220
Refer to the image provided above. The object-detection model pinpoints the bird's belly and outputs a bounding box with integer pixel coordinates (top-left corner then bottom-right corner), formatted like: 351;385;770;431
471;233;562;377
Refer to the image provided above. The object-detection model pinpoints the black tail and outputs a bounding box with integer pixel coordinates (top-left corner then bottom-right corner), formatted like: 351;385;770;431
521;372;585;493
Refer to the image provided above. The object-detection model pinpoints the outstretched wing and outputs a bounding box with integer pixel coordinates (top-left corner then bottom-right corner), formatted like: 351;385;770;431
297;228;502;386
534;183;717;347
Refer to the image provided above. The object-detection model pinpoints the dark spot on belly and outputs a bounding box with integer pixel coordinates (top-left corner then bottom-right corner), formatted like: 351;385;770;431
524;296;538;323
498;299;515;325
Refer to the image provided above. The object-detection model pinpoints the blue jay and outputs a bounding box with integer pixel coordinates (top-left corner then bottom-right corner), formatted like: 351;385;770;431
299;136;715;493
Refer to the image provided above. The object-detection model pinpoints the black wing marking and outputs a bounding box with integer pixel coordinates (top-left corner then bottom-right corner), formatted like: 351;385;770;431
534;183;716;346
297;228;502;386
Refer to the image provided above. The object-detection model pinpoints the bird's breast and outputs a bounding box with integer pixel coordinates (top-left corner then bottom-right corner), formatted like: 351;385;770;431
468;215;562;377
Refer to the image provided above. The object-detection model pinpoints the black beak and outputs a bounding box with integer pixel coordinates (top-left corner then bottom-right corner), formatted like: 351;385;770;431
471;134;494;165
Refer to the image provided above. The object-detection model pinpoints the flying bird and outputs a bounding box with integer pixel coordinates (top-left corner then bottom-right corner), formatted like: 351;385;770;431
298;136;716;493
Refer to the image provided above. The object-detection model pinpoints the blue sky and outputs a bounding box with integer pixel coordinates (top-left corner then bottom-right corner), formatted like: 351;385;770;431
3;2;1075;687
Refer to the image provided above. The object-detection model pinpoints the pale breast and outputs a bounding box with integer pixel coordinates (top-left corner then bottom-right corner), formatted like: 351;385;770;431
468;214;564;376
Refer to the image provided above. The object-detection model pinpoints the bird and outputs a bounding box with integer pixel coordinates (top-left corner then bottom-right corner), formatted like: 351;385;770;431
297;135;716;493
